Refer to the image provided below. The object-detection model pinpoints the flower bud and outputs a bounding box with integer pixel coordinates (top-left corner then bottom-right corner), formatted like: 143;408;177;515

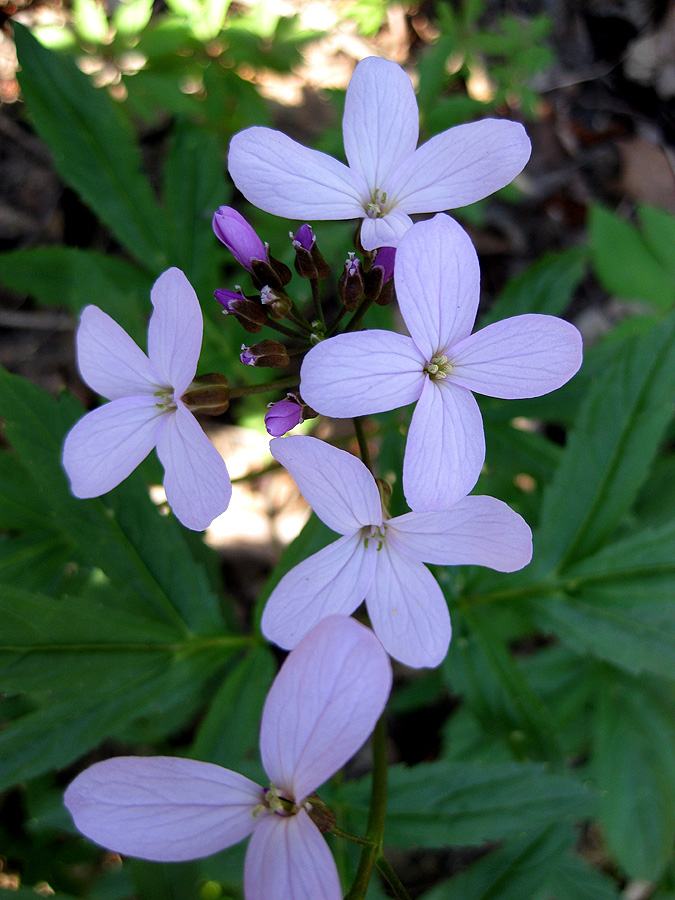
265;398;304;436
250;255;292;293
305;793;336;834
291;225;331;280
215;288;268;333
338;253;364;312
213;206;267;271
261;285;292;322
240;340;290;368
181;374;229;415
364;246;396;305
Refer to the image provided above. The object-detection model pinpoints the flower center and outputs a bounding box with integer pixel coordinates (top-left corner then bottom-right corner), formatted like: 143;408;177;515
153;387;176;411
363;523;387;551
365;188;389;219
424;355;453;381
260;784;298;818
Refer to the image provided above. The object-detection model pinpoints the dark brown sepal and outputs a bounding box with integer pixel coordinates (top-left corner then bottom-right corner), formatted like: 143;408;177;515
241;340;290;368
374;279;394;307
181;374;229;415
304;793;336;834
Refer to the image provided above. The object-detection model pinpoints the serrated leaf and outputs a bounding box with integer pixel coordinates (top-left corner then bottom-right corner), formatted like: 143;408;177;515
595;673;675;879
543;851;620;900
14;24;167;271
340;761;595;848
536;316;675;572
589;205;675;312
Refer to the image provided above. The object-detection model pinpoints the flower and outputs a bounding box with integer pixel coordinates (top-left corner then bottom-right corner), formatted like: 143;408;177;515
212;206;267;270
62;268;232;531
261;436;532;668
300;215;583;511
228;57;531;251
64;616;392;900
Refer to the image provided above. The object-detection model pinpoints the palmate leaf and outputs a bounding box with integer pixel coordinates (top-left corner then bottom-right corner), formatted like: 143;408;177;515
14;23;167;272
535;314;675;572
339;760;595;848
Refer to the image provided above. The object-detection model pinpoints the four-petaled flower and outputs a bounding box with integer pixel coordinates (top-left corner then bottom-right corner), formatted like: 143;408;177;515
228;56;531;250
262;436;532;668
300;214;583;511
64;616;392;900
62;268;232;531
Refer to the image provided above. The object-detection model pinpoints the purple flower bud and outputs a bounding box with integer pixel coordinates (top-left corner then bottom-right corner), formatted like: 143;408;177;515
265;399;304;437
260;285;279;306
291;224;315;251
373;246;396;283
345;252;361;277
214;288;244;312
212;206;267;271
240;345;256;366
240;340;290;368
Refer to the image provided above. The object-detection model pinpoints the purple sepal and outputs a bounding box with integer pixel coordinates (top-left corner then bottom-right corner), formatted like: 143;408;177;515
373;247;396;282
265;399;304;437
213;207;267;271
292;224;315;251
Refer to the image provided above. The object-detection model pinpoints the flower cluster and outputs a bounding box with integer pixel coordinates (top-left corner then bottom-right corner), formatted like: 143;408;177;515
61;55;583;899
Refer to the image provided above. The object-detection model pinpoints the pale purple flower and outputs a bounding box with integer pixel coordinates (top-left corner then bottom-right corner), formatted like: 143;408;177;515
228;56;531;251
213;206;267;270
265;399;304;437
261;436;532;668
62;268;232;531
300;215;583;511
64;616;392;900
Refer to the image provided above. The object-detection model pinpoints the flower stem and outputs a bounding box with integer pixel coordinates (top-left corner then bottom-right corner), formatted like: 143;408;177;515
326;305;347;337
344;715;388;900
352;417;372;473
265;319;305;339
376;855;412;900
344;296;374;333
310;278;325;327
227;375;299;399
330;826;376;848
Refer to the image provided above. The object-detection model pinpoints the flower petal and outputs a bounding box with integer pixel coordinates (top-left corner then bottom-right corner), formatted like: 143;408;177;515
270;435;381;533
228;127;366;220
260;616;392;802
448;314;583;398
62;397;162;498
64;756;262;862
387;496;532;571
244;810;341;900
360;209;413;251
300;331;425;417
76;305;158;400
387;119;531;213
155;404;231;531
261;534;376;650
395;215;480;357
148;268;202;396
343;57;419;194
403;378;485;511
366;546;451;668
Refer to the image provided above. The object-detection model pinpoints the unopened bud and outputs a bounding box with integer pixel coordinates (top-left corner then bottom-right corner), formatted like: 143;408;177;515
212;206;266;272
291;225;330;280
338;253;364;312
251;255;292;292
240;340;290;368
215;288;267;333
304;793;336;834
260;285;292;321
265;398;304;436
181;374;229;415
364;246;396;304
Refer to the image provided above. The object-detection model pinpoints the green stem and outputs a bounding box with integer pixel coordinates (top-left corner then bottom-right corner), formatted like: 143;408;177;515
265;319;305;339
345;296;374;333
344;715;388;900
326;305;347;336
376;855;412;900
353;417;372;473
330;826;376;848
227;375;299;399
310;278;325;327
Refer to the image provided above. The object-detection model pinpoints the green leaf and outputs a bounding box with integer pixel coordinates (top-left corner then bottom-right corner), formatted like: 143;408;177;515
589;205;675;312
14;24;167;271
482;247;587;326
0;247;152;345
595;672;675;879
340;761;595;847
638;205;675;278
543;852;620;900
536;315;675;572
420;825;575;900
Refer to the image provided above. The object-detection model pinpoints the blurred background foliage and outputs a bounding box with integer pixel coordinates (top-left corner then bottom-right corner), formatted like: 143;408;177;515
1;0;675;898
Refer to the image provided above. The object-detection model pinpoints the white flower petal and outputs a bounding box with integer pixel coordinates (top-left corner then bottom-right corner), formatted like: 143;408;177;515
395;215;480;358
360;209;414;251
62;397;162;498
387;119;531;213
448;314;583;398
387;496;532;571
366;546;451;669
270;435;381;533
148;268;202;396
261;534;376;650
244;810;341;900
155;404;231;531
76;305;158;400
229;127;366;220
403;378;485;511
300;331;426;418
343;57;419;194
64;756;262;862
260;616;391;803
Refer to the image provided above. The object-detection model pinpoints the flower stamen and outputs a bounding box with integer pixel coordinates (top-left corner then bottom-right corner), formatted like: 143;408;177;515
424;355;453;381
